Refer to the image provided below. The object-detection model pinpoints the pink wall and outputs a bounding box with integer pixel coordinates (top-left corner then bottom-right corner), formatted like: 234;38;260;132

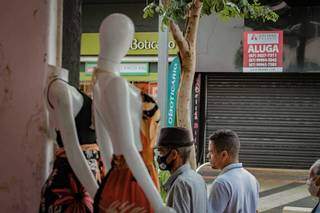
0;0;49;211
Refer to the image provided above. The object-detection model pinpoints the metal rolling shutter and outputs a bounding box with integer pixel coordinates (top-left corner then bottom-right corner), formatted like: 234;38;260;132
205;73;320;169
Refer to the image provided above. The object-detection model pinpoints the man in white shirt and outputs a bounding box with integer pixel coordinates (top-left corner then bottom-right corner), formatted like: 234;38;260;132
207;129;259;213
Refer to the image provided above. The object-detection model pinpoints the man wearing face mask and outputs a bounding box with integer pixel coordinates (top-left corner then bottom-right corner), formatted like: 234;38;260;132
307;159;320;213
156;127;207;213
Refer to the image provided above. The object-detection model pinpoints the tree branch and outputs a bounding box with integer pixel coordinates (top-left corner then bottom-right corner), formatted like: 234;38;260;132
169;20;189;56
185;0;202;47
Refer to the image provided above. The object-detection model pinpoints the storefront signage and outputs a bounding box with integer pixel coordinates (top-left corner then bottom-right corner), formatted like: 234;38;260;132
192;73;201;145
243;31;283;72
81;32;178;56
85;62;149;75
166;56;181;127
130;38;176;51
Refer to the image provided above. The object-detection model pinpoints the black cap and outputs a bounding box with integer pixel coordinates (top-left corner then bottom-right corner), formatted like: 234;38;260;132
155;127;194;148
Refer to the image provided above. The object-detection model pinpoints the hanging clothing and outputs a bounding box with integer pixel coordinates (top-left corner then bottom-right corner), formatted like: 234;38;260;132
94;92;160;213
40;79;105;213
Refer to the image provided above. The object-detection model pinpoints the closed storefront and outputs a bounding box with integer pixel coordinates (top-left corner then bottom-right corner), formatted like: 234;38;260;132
205;73;320;169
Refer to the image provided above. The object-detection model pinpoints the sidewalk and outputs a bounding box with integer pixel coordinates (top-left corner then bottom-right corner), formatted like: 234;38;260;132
197;164;318;212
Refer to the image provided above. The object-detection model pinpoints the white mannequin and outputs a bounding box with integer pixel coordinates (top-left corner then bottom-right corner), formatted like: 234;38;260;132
93;14;174;212
46;64;98;198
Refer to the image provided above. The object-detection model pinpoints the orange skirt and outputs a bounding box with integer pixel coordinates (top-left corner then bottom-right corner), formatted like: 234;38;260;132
94;156;159;213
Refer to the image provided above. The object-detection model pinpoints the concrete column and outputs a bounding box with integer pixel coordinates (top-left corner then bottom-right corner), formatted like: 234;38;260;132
0;0;50;212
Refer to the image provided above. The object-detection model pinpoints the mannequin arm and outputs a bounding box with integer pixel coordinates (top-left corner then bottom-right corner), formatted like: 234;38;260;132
100;77;164;211
49;81;98;198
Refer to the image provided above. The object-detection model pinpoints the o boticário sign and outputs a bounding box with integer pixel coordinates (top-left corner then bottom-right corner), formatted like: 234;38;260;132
81;32;178;56
243;31;283;72
166;56;181;127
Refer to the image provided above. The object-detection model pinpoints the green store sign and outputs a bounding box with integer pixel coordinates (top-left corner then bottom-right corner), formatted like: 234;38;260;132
81;32;179;56
166;56;181;127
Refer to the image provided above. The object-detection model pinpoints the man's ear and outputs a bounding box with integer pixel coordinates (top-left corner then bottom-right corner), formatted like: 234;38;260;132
169;149;178;161
221;150;229;161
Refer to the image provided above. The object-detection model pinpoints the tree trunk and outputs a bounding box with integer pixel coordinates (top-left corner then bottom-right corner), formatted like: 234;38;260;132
168;1;202;170
62;0;82;87
177;51;197;169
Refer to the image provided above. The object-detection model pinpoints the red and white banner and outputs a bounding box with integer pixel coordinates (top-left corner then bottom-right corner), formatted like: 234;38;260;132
243;31;283;72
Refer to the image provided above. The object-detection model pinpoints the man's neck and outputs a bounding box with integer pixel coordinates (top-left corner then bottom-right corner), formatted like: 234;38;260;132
221;159;239;170
170;161;184;174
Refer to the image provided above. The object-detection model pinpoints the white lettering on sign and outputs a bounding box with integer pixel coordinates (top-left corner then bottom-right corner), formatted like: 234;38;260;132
119;63;148;74
248;44;279;53
168;41;176;49
168;62;178;126
130;39;176;50
243;67;283;72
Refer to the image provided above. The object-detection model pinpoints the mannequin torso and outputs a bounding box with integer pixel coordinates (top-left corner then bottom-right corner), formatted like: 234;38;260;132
40;65;105;213
93;70;142;154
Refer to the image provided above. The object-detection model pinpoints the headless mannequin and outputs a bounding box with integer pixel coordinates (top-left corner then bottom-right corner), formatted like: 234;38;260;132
93;14;174;212
46;65;98;198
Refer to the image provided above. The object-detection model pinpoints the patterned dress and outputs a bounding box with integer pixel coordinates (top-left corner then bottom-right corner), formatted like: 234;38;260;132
94;92;160;213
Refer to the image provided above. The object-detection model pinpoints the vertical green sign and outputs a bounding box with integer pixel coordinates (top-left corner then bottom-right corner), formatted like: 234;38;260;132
166;56;181;127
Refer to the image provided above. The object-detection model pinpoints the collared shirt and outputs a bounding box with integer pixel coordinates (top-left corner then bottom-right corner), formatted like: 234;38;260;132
312;202;320;213
164;164;207;213
208;163;259;213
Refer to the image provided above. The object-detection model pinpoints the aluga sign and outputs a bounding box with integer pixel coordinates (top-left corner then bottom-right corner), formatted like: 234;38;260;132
243;31;283;73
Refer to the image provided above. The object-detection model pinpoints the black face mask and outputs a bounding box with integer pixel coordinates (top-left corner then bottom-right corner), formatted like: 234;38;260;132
157;150;172;171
